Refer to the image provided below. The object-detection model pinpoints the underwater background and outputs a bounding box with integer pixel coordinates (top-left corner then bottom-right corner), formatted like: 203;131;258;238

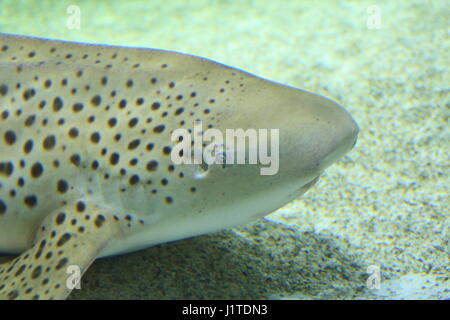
0;0;448;299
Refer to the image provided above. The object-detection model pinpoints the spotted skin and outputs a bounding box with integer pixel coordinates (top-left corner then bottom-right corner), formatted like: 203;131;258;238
0;33;358;299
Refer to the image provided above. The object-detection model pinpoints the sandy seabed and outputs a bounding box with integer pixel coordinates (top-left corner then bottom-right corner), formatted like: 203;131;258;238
0;0;448;299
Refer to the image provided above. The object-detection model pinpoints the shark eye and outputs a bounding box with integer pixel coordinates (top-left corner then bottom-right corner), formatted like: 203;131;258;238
212;144;232;168
193;161;209;179
215;151;230;169
182;147;210;179
215;151;226;167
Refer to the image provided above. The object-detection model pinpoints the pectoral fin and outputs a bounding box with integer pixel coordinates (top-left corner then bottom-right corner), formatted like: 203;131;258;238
0;200;122;300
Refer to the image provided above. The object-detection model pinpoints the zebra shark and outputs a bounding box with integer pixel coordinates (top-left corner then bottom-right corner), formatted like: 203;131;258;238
0;33;358;299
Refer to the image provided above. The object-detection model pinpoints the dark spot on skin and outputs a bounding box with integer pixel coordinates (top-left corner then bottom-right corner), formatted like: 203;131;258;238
1;110;9;119
118;99;127;109
4;130;16;145
57;180;68;193
162;146;171;155
25;114;36;126
70;154;81;166
128;118;138;128
76;201;86;212
146;160;158;171
91;95;101;106
91;160;99;170
0;199;7;215
95;215;105;228
56;233;71;247
165;197;173;204
0;84;8;96
153;125;165;133
18;177;25;187
30;162;44;178
8;290;19;299
0;161;14;176
129;175;139;185
24;195;38;208
23;140;33;154
90;132;101;143
151;102;160;110
110;153;120;165
128;139;141;150
31;266;42;279
34;239;47;259
56;212;66;225
53;97;64;112
68;127;79;139
14;264;26;277
23;88;36;100
146;143;154;151
72;103;84;113
108;118;117;127
43;135;56;150
55;258;68;270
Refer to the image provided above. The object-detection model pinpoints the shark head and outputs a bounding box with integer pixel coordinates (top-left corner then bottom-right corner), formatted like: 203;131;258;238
172;74;359;223
103;60;359;255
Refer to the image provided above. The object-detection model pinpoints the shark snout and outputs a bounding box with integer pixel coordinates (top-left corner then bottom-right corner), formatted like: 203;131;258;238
299;94;359;171
268;86;359;179
311;95;359;171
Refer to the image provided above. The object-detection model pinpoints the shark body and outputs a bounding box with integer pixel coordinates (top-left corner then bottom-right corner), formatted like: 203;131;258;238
0;33;358;299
